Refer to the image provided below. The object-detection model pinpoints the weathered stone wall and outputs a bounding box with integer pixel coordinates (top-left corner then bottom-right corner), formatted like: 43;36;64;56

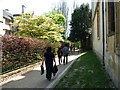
92;2;103;62
115;2;120;48
106;36;116;87
105;2;120;89
115;1;120;89
92;1;120;89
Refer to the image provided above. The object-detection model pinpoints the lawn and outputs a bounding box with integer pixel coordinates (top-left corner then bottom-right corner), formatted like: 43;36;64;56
55;51;111;88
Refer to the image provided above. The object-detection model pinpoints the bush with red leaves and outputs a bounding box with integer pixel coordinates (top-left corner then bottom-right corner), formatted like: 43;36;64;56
2;35;51;73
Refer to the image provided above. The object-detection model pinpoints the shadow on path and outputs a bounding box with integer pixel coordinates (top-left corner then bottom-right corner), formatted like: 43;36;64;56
2;51;81;88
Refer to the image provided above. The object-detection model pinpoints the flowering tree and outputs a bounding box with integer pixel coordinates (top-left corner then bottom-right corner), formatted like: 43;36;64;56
45;13;66;26
12;14;66;43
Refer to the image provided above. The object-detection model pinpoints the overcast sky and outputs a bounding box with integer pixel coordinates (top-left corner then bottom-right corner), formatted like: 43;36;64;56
2;0;91;15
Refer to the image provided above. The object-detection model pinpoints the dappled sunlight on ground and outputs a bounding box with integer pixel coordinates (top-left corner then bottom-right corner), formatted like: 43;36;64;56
1;51;83;88
11;76;25;81
1;75;26;85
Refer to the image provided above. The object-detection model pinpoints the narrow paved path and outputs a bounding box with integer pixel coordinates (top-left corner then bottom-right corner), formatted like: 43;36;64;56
2;51;81;88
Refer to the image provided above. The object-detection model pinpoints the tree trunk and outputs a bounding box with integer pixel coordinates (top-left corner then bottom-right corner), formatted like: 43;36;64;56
81;40;86;50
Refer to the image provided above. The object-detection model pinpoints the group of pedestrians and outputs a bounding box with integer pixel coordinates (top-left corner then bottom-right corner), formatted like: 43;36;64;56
41;43;69;81
70;45;75;52
57;43;69;65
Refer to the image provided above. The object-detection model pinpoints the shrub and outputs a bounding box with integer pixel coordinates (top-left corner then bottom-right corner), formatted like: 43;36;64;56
51;42;62;55
2;35;50;73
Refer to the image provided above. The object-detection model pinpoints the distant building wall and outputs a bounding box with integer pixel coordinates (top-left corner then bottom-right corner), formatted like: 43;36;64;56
3;10;13;35
0;6;5;35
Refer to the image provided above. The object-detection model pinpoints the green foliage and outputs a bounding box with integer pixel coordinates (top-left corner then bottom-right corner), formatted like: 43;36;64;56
51;42;62;55
2;35;50;73
45;10;66;26
68;3;92;47
72;42;81;49
12;13;65;43
51;8;62;15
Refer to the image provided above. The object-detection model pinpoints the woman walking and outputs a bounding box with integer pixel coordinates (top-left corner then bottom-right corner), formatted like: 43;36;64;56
42;46;56;81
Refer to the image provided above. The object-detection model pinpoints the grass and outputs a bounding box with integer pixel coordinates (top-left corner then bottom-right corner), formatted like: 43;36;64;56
55;51;111;88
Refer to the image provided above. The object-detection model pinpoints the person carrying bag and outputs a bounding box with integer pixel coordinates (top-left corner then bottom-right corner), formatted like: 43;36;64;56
53;63;58;76
41;65;44;75
41;46;56;81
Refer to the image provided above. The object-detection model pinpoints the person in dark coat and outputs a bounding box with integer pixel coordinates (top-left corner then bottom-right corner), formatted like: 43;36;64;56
57;47;63;65
42;46;56;81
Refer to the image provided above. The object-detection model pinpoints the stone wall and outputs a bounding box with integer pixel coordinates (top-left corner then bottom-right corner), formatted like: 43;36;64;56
105;2;120;89
92;1;120;89
115;2;120;89
92;2;103;62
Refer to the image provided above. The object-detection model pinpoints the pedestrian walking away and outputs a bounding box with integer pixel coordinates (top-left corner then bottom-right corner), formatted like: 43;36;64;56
57;47;63;65
73;45;75;52
42;46;56;81
62;44;69;64
70;45;74;54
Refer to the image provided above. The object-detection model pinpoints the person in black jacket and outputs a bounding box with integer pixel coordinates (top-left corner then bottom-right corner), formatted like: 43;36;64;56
57;47;63;65
42;46;56;81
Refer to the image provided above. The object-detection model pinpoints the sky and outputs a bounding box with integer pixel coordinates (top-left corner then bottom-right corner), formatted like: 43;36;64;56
2;0;91;15
0;0;91;36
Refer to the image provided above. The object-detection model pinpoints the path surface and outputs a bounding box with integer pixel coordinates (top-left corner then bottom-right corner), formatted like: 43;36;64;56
2;51;81;88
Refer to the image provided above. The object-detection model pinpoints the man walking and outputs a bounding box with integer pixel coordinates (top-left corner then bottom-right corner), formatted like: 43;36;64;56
62;44;69;64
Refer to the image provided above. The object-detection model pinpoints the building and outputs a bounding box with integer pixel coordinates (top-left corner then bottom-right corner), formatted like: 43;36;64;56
92;0;120;89
3;9;14;35
0;5;5;35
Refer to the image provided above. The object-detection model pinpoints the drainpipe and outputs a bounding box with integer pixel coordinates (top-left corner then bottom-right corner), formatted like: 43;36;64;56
102;0;105;66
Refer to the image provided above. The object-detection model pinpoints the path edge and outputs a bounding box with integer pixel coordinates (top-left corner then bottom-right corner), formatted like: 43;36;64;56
46;56;80;88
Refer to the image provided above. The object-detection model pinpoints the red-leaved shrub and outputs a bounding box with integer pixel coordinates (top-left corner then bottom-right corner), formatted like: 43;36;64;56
2;35;51;73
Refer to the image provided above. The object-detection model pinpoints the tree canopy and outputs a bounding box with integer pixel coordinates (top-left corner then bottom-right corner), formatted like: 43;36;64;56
68;3;92;48
45;12;66;26
12;13;66;43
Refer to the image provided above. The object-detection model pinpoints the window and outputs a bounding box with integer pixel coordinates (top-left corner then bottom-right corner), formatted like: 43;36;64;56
108;2;115;36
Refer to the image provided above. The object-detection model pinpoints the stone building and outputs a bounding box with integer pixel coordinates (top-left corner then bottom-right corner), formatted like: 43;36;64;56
92;0;120;89
3;9;13;35
0;5;5;35
0;8;14;35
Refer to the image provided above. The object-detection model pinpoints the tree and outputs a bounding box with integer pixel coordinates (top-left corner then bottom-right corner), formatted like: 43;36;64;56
45;8;67;40
52;1;69;39
68;3;92;49
45;9;66;26
12;13;66;43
